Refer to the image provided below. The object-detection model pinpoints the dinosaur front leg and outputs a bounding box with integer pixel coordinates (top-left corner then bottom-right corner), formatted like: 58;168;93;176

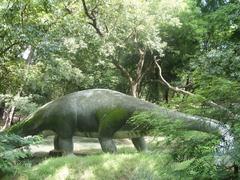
54;135;60;150
50;135;73;156
58;136;73;155
49;135;61;156
132;137;147;152
98;137;117;153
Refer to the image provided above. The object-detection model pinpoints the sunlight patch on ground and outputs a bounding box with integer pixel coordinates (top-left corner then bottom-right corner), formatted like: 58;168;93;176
102;154;131;170
80;168;95;180
32;158;51;171
46;165;70;180
29;136;134;156
102;159;119;170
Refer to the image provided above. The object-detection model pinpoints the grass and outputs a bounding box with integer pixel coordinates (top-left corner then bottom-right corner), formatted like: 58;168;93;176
2;132;222;180
2;147;196;180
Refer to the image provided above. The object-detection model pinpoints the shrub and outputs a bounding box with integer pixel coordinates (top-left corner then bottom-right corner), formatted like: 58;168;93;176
0;133;42;176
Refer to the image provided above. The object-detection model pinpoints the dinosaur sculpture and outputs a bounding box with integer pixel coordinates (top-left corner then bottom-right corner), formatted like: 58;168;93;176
7;89;234;163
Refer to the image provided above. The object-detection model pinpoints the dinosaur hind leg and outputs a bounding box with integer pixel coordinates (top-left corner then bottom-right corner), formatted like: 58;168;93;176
132;137;147;152
99;137;117;153
97;108;129;153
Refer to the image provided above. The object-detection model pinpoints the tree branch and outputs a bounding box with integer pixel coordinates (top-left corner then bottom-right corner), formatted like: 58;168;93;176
154;58;194;96
20;2;29;30
135;48;145;81
154;58;238;118
81;0;104;37
136;51;155;84
113;61;133;84
0;41;21;56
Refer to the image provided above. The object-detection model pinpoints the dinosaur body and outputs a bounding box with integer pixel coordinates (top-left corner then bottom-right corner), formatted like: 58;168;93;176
8;89;234;158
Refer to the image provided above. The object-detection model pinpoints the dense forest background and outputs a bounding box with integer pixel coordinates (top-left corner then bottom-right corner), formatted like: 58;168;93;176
0;0;240;179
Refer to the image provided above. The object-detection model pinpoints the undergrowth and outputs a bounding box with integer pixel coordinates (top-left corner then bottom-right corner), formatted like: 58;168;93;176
5;152;196;180
2;136;227;180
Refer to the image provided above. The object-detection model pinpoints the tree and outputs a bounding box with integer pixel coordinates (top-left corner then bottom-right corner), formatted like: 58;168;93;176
81;0;187;97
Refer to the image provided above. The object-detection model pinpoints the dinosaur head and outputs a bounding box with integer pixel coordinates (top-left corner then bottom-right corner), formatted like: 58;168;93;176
214;126;235;167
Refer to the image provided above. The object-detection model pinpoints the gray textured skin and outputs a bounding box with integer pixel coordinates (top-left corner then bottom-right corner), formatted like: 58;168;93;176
8;89;234;162
10;89;158;154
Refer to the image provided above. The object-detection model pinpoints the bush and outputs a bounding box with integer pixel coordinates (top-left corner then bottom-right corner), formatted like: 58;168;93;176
0;133;42;176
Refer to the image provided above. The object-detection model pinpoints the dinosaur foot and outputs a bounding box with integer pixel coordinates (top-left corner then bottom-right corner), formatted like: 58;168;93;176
49;150;63;157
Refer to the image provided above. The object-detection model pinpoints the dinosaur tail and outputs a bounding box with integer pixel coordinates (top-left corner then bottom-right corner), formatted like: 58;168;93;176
5;111;42;136
5;101;53;136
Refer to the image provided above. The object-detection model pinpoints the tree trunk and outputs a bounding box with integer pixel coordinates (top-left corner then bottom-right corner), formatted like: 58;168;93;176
130;83;139;98
0;102;5;121
163;87;169;103
1;106;16;131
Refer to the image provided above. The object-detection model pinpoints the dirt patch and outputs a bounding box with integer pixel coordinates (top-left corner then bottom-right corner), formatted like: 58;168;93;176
30;136;134;157
30;136;164;158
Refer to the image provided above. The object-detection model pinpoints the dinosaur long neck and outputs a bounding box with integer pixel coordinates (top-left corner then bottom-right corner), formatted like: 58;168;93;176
156;107;230;135
154;107;234;165
133;100;234;148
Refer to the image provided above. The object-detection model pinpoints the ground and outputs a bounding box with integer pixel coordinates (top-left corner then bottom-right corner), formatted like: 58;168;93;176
30;136;136;157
